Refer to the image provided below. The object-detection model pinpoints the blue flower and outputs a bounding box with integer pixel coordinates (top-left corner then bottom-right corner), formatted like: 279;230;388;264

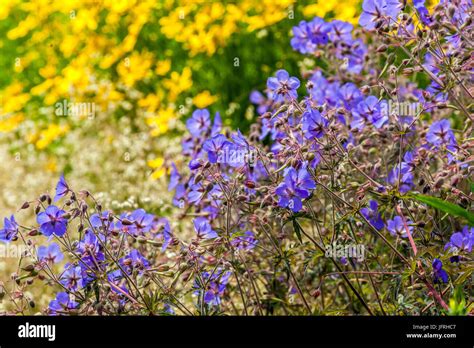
426;119;456;146
49;292;79;315
76;230;104;262
360;200;384;230
444;226;473;255
211;111;222;136
60;265;83;290
194;269;231;306
168;163;181;191
387;165;414;193
128;209;155;235
193;217;218;239
302;109;328;139
156;218;172;251
188;182;206;204
54;175;69;202
231;231;257;251
203;134;231;164
0;215;18;242
276;166;316;212
267;69;300;103
432;258;448;284
186;109;211;137
351;96;387;130
386;216;413;238
249;90;269;115
90;211;114;233
36;206;68;237
38;243;63;264
328;20;353;43
189;158;203;171
338;82;363;110
119;249;150;274
291;19;331;53
413;0;432;26
359;0;401;30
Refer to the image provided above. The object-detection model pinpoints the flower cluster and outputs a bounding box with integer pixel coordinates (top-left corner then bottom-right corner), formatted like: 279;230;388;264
0;0;472;316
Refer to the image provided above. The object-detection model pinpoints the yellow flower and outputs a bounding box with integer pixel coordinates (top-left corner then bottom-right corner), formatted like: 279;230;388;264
193;90;218;108
155;59;171;76
117;51;153;87
148;156;166;180
146;107;175;137
163;67;192;101
35;124;70;150
0;114;24;133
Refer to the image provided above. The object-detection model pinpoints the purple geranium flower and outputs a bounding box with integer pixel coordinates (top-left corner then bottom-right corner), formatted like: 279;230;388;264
351;96;387;130
60;265;83;290
231;231;257;251
36;206;68;237
129;209;155;235
426;119;456;146
49;292;79;315
444;226;474;255
76;230;104;261
90;211;114;233
38;243;64;264
250;90;270;115
168;163;181;191
328;20;353;43
386;216;413;238
188;182;206;204
276;166;316;212
203;134;231;164
361;200;384;230
432;258;448;284
359;0;401;30
0;215;18;242
302;109;329;139
54;175;70;202
119;249;150;274
195;269;231;306
186;109;211;137
193;217;218;239
267;69;300;103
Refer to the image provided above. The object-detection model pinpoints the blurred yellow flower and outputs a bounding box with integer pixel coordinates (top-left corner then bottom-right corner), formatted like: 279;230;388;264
0;114;24;133
193;90;218;108
155;59;172;76
147;156;166;180
117;51;153;87
35;124;70;150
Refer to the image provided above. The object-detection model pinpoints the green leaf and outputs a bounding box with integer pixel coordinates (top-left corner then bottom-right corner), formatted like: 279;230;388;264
411;194;474;226
292;218;303;244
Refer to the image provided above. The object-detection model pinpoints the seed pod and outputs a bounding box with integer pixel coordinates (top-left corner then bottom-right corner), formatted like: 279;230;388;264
61;212;71;220
121;218;133;226
34;205;41;214
245;180;256;189
21;265;35;272
28;229;39;236
20;202;30;210
157;265;170;272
